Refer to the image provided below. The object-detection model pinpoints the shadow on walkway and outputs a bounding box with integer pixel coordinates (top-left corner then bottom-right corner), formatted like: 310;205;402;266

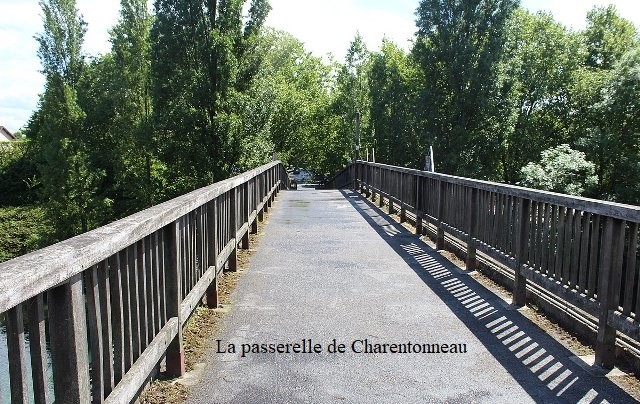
340;189;636;404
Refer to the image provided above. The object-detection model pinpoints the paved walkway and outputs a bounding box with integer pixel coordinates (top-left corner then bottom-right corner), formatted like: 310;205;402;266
188;186;634;403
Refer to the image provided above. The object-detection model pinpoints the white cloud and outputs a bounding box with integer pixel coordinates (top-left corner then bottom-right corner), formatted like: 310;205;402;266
265;0;417;60
77;0;122;56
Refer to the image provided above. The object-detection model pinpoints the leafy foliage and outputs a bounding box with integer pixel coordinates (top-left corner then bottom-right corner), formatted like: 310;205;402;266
413;0;518;177
0;206;54;263
497;9;581;183
368;40;420;167
0;143;39;206
9;0;640;262
520;145;597;196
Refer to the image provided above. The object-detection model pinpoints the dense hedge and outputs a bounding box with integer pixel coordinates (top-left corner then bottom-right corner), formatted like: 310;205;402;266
0;142;38;206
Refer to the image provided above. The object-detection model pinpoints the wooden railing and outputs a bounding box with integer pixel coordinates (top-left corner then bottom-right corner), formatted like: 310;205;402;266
329;161;640;369
0;161;288;403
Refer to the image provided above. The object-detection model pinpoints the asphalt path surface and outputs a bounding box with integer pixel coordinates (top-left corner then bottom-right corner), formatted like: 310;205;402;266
187;186;635;403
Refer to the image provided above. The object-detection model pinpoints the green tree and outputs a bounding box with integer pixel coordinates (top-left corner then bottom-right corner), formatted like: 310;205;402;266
109;0;158;214
332;34;370;166
258;30;337;174
584;5;638;70
497;9;581;183
151;0;271;197
413;0;518;177
571;6;639;200
597;48;640;203
520;144;596;196
368;39;420;167
33;0;111;238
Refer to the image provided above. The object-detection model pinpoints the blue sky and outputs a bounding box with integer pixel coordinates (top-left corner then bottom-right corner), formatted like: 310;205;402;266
1;0;639;132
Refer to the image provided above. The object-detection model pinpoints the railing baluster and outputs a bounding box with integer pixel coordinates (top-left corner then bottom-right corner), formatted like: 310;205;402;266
549;205;559;279
28;294;51;404
99;259;115;397
229;188;238;272
138;238;149;348
595;218;625;368
242;182;250;249
570;210;583;288
466;187;478;271
153;232;162;333
48;274;91;403
85;265;104;403
6;304;29;404
541;203;551;276
128;243;141;361
110;253;125;385
578;213;592;293
623;223;639;315
562;208;575;283
145;235;155;347
207;199;219;308
588;215;601;297
437;180;446;249
514;198;531;306
165;220;185;377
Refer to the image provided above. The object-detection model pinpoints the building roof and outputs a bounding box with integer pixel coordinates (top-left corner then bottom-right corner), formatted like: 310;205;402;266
0;126;16;141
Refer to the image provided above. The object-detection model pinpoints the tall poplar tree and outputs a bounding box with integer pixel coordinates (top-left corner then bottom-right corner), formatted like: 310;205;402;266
368;40;420;167
332;34;370;166
33;0;110;238
151;0;271;197
413;0;518;177
109;0;157;213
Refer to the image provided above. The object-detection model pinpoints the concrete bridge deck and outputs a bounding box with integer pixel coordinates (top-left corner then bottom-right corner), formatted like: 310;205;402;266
188;186;634;403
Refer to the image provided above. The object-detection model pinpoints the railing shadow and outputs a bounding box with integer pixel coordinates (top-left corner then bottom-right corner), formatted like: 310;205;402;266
339;188;635;403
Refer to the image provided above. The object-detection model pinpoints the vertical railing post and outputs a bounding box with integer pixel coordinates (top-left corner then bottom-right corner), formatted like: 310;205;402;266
466;187;478;271
28;295;51;404
229;187;238;272
48;273;91;403
371;166;377;202
242;182;250;249
365;164;371;197
206;200;219;308
595;217;624;369
389;170;395;214
513;197;531;306
6;304;29;403
352;163;357;192
415;175;423;235
165;220;185;376
400;172;406;223
263;171;270;214
437;180;446;249
251;177;259;234
268;169;274;207
257;174;264;221
379;168;385;208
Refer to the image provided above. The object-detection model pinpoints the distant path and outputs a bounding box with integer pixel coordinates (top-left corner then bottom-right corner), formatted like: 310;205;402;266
187;186;633;403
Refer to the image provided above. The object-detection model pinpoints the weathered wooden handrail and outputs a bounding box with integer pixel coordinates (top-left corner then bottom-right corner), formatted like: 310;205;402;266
329;160;640;369
0;161;288;403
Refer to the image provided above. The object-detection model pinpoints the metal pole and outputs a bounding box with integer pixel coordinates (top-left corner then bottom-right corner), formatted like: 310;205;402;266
430;146;435;172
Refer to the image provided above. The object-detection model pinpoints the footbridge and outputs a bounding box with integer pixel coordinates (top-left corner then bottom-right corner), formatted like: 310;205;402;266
1;161;640;403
